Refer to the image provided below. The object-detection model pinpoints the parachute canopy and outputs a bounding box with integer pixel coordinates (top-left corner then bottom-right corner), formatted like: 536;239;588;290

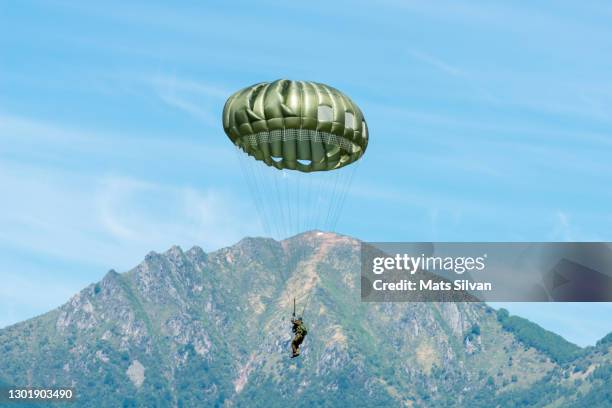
223;79;368;172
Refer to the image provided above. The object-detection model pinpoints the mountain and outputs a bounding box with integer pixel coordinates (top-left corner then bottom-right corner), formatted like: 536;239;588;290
0;231;610;407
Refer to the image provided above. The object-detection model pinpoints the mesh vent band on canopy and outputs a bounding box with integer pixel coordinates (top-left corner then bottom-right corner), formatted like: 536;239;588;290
242;129;357;153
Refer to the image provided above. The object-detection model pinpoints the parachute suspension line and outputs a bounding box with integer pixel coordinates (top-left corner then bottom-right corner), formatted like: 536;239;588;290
329;176;345;231
284;170;291;237
295;171;301;234
301;289;313;318
269;164;285;239
254;158;274;236
310;173;320;232
292;290;313;319
296;171;301;236
310;173;318;232
329;171;348;231
317;174;326;231
327;171;337;230
323;171;337;230
251;158;273;237
302;173;310;233
251;155;276;237
314;173;327;231
314;176;318;231
284;170;293;237
294;172;298;236
305;169;314;232
275;169;284;238
264;165;283;236
269;167;284;238
235;147;270;236
325;169;344;231
252;157;280;238
284;171;292;237
277;169;285;237
306;173;314;232
323;172;332;231
283;170;292;237
297;172;302;235
331;161;360;232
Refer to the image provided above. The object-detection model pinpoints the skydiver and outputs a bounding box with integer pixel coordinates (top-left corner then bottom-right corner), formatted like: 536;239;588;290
290;316;308;358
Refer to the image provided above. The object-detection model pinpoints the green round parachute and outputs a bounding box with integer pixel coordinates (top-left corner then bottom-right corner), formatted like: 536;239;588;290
223;79;368;172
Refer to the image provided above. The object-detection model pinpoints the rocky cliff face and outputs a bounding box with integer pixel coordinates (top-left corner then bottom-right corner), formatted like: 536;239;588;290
0;231;610;407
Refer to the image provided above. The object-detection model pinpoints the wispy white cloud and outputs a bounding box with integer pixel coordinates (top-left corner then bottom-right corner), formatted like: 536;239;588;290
148;75;230;99
0;113;234;170
550;211;573;241
0;160;257;267
94;174;260;252
407;50;463;77
146;75;227;126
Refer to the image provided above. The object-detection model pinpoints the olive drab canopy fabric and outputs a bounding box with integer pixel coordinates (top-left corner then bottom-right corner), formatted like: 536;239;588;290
223;80;368;172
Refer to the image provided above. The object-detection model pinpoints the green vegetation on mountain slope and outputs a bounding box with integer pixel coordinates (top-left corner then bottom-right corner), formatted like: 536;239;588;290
496;308;582;364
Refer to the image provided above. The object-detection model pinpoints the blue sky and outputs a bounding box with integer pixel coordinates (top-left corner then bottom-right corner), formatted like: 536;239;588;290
1;0;612;346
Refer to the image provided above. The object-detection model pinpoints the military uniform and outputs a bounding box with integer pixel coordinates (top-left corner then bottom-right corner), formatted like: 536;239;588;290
291;318;308;357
